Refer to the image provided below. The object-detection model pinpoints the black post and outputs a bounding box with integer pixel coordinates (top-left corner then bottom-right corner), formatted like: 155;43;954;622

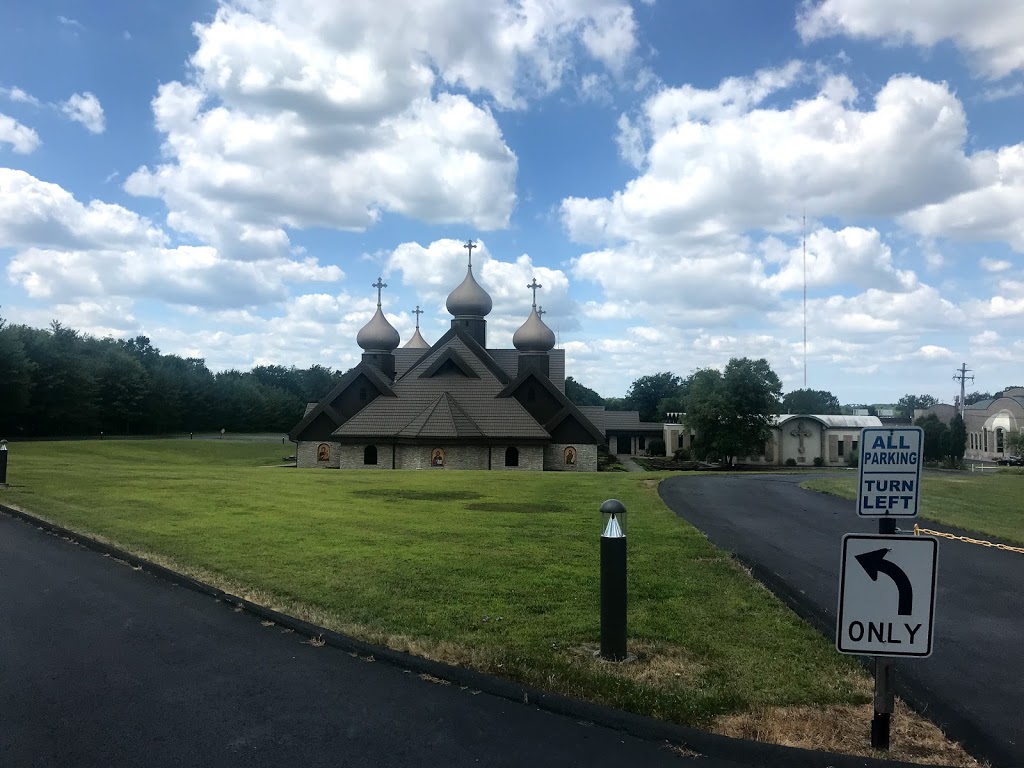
872;515;896;749
0;440;8;487
600;499;627;661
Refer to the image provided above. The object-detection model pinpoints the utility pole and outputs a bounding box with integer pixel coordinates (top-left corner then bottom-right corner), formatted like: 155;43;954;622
802;210;807;389
953;363;974;418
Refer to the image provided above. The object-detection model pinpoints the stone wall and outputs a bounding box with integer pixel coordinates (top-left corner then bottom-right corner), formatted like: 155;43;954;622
491;445;544;471
297;440;340;469
395;444;490;470
544;443;597;471
338;443;390;469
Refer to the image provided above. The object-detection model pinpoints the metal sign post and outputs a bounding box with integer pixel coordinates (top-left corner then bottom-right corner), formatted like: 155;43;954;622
837;427;936;751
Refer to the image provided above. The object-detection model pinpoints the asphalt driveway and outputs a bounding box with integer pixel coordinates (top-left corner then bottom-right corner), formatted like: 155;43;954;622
660;473;1024;768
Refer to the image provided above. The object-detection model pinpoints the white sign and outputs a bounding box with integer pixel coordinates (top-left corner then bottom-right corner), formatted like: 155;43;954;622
857;427;924;517
836;534;938;658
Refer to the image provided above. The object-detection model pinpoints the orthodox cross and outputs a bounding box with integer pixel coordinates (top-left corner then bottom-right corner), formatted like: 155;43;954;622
790;420;812;454
527;278;542;308
372;277;387;307
537;306;546;318
463;239;477;268
412;305;423;330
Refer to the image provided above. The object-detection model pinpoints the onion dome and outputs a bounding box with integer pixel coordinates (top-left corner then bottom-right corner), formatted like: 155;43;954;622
513;307;555;352
446;267;492;317
356;278;401;351
446;239;492;317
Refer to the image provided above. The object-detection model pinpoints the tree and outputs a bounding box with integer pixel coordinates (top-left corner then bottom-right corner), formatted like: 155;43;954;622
0;323;35;434
914;414;950;462
949;413;967;467
684;358;782;466
625;372;682;422
896;393;938;419
1006;430;1024;455
782;388;841;415
99;351;149;434
964;391;992;405
565;376;603;407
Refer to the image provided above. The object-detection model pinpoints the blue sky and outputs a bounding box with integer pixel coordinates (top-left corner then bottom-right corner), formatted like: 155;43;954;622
1;0;1022;402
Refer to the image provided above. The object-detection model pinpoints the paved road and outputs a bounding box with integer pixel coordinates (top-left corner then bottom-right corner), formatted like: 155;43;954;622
660;473;1024;768
0;511;736;768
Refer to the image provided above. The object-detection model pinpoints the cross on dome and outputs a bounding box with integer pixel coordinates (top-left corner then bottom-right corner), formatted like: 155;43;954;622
527;278;542;308
463;240;477;268
372;277;387;307
537;306;546;318
413;305;423;330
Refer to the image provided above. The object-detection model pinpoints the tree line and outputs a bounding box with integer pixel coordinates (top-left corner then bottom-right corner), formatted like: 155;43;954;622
0;318;343;438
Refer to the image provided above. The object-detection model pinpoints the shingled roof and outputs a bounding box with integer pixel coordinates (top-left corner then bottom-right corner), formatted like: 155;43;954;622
333;332;549;440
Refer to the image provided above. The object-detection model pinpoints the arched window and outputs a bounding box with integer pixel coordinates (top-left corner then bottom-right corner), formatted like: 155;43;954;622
363;445;377;465
505;447;519;467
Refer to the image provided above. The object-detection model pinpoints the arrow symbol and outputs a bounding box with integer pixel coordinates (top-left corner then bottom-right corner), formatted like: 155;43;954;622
855;548;913;615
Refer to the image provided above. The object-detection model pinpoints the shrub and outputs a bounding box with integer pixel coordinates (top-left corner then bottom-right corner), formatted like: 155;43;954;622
812;456;824;467
648;437;666;456
846;452;858;468
785;458;797;467
674;446;692;461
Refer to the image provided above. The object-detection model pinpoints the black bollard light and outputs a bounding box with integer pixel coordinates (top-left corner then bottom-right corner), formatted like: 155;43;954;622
0;439;9;487
600;498;627;661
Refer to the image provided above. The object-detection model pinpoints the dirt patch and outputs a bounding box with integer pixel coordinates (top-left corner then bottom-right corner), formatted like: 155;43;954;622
566;641;705;687
714;701;982;767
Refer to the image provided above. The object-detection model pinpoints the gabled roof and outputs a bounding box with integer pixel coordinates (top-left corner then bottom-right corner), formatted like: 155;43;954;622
333;334;548;440
398;393;484;438
288;362;394;440
418;347;480;380
497;369;605;443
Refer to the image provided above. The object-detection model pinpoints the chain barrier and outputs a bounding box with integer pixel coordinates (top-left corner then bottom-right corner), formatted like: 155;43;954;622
906;523;1024;555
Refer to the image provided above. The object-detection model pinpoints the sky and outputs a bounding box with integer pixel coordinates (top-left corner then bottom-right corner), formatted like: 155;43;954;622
1;0;1022;403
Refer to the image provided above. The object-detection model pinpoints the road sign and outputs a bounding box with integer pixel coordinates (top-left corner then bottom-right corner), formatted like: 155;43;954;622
857;427;924;517
837;534;938;657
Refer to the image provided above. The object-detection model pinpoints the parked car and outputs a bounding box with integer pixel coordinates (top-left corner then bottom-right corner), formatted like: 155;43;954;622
996;454;1024;466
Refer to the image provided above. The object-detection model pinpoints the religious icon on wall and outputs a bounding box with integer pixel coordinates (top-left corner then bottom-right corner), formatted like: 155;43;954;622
564;446;576;465
431;448;445;467
317;443;331;462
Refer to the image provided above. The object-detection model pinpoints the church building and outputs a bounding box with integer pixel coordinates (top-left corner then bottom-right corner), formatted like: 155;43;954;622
290;243;605;471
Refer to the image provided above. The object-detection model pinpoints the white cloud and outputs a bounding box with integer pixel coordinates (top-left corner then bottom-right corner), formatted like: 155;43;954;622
57;15;83;30
981;257;1012;272
797;0;1024;79
1;169;342;310
0;113;41;153
62;92;106;133
901;144;1024;251
762;227;917;293
968;280;1024;319
1;86;41;107
563;69;975;246
125;0;640;257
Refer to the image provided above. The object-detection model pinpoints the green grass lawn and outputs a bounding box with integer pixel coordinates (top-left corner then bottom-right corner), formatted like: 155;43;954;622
803;471;1024;545
2;439;868;728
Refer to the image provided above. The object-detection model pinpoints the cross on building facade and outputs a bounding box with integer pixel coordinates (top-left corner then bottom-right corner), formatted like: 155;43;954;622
463;239;477;267
790;420;812;454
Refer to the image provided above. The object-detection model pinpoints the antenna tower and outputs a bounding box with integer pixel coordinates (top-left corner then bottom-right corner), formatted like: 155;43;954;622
802;211;807;388
953;363;974;418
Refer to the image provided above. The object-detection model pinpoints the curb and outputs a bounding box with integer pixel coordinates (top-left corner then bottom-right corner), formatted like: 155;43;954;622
1;502;952;768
